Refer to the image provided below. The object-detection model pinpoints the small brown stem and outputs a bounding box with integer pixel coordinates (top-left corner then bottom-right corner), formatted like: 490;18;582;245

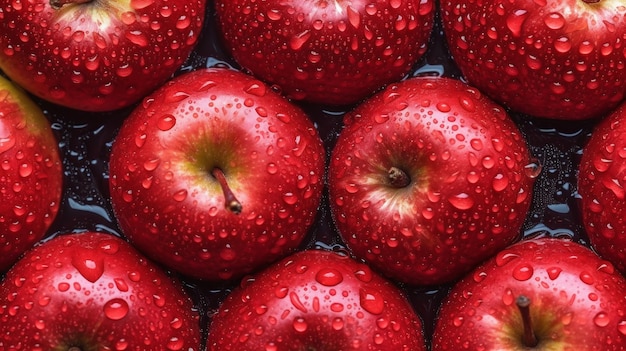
388;166;411;188
50;0;91;10
211;168;242;214
516;295;538;347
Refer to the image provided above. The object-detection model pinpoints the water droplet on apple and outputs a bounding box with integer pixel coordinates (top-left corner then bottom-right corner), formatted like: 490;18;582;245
506;9;528;37
116;64;133;78
103;298;129;321
332;317;344;330
71;252;104;283
290;291;308;313
315;268;343;286
554;36;572;53
274;286;288;298
543;13;565;30
495;251;519;267
594;312;610;327
448;193;474;210
546;267;562;280
512;263;533;281
166;337;184;350
282;192;298;205
130;0;154;9
157;114;176;131
359;288;384;315
290;30;311;50
125;30;149;47
618;320;626;335
244;82;267;97
354;264;373;283
293;317;308;332
0;133;15;154
492;173;509;192
579;271;594;285
175;15;191;29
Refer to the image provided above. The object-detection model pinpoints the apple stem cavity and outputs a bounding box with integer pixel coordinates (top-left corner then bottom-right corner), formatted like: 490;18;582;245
49;0;91;9
516;295;539;348
388;166;411;188
211;168;243;214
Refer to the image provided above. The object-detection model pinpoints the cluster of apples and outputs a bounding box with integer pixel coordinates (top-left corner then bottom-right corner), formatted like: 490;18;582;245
1;0;626;350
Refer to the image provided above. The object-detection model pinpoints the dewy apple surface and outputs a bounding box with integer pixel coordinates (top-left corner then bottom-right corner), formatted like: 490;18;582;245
0;0;605;348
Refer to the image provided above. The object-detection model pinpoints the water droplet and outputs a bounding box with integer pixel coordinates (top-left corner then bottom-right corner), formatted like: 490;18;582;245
282;192;298;205
244;82;267;97
579;271;594;285
448;193;474;210
104;298;129;321
594;312;610;327
495;251;519;267
125;30;148;47
506;9;528;37
175;15;191;29
546;267;562;280
71;252;104;283
166;337;184;351
290;292;308;313
359;288;384;315
290;30;311;50
512;263;533;281
130;0;154;9
554;36;572;53
618;320;626;335
315;268;343;286
492;173;509;192
293;317;308;332
544;13;565;29
157;114;176;131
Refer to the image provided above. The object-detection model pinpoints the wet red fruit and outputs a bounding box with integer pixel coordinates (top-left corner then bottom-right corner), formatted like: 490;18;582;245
328;76;536;286
440;0;626;120
207;249;427;351
215;0;435;106
433;238;626;350
0;0;206;112
0;75;62;272
579;102;626;273
0;232;201;350
109;67;326;282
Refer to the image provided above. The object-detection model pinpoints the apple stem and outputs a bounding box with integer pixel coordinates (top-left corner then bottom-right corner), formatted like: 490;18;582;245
211;168;243;214
388;166;411;188
516;295;538;348
49;0;91;10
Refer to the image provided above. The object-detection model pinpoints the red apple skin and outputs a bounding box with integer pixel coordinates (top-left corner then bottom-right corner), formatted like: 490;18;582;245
578;102;626;273
440;0;626;120
0;75;62;273
0;0;205;112
328;76;536;286
207;249;427;351
109;67;326;282
432;238;626;350
215;0;435;106
0;232;201;350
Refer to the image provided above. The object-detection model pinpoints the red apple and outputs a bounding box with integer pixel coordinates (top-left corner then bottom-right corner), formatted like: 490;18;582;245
578;101;626;273
432;238;626;350
328;76;537;286
440;0;626;120
215;0;435;106
0;0;206;112
0;75;62;273
207;249;427;351
0;232;201;350
108;67;326;282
